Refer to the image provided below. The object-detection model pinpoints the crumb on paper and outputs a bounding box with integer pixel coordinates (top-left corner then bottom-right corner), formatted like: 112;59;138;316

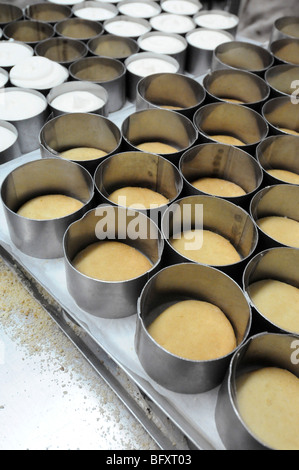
0;256;159;450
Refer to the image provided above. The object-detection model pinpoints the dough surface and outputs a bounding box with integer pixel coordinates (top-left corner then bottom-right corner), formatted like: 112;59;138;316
72;241;152;281
136;141;178;154
267;168;299;184
60;147;107;161
170;229;241;265
147;299;236;360
236;367;299;450
158;104;183;110
257;216;299;248
248;279;299;333
221;98;245;104
209;134;245;146
191;176;246;197
17;194;83;220
108;186;169;208
278;127;299;136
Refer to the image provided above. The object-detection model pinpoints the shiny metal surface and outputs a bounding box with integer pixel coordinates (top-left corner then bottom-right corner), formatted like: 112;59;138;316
94;150;183;220
270;37;299;66
193;102;269;156
0;120;21;163
215;332;299;450
121;108;198;166
270;15;299;43
179;142;263;209
55;17;104;41
69;56;126;112
39;112;122;174
256;134;299;185
250;184;299;250
161;194;258;282
88;34;139;61
243;247;299;334
2;19;54;45
1;158;94;258
265;64;299;97
262;96;299;135
135;262;251;393
24;2;72;23
0;2;23;26
136;72;205;119
212;40;274;76
203;68;270;111
35;37;88;67
63;205;164;318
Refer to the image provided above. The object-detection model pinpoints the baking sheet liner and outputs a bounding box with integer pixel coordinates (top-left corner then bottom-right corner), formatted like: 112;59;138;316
0;102;225;450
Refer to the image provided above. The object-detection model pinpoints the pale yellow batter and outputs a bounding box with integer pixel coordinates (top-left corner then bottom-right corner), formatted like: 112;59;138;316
170;229;241;266
159;105;183;110
108;186;169;209
191;177;246;197
236;367;299;450
257;216;299;248
17;194;84;220
267;169;299;184
136;141;178;154
221;98;245;104
72;240;152;282
60;147;107;161
279;128;299;136
248;279;299;333
209;135;245;146
147;299;236;361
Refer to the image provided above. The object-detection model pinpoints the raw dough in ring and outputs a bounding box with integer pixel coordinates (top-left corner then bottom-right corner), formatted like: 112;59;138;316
279;128;299;136
109;186;169;208
72;240;152;281
209;134;245;145
248;278;299;333
136;141;178;154
17;194;84;220
267;169;299;184
147;299;236;360
257;215;299;248
170;228;241;265
236;367;299;450
191;176;246;197
60;147;107;161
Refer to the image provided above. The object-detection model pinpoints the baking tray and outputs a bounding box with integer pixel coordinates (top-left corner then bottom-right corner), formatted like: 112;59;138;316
0;97;227;450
